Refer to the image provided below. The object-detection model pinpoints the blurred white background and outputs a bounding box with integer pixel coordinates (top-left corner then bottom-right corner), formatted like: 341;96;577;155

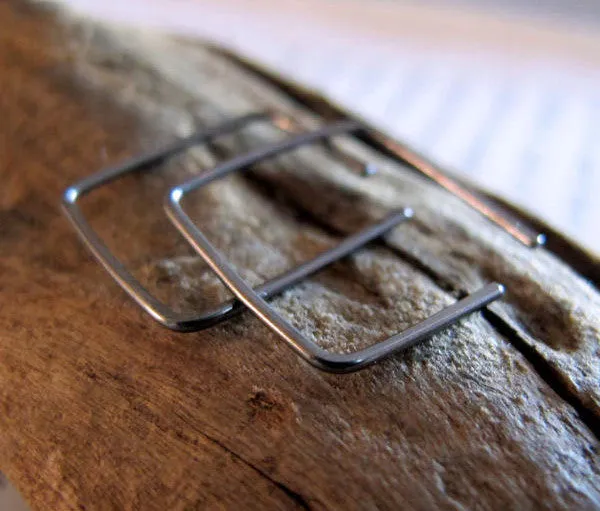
60;0;600;253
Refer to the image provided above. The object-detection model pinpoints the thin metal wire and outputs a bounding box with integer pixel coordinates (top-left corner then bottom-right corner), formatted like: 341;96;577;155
165;120;505;373
368;132;546;247
62;113;395;332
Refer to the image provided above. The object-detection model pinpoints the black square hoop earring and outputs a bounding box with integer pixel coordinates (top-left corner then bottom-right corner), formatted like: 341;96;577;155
165;119;505;373
62;112;404;332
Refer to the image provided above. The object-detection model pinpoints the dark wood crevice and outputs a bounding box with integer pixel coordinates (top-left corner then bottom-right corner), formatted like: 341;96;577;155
192;426;312;510
482;309;600;439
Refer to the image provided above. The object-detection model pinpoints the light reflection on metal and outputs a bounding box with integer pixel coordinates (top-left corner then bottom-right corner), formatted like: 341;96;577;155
269;111;377;177
371;133;546;248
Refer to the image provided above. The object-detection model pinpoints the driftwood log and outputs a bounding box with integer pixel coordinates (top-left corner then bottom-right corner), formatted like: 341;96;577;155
1;2;599;509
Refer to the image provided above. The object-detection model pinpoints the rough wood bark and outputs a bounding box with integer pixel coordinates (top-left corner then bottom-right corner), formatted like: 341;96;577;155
0;2;599;510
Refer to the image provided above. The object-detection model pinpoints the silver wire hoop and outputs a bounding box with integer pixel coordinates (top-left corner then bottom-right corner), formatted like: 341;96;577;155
165;119;505;372
62;113;400;331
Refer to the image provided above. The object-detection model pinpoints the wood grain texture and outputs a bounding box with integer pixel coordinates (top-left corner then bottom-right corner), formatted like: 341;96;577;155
0;2;599;510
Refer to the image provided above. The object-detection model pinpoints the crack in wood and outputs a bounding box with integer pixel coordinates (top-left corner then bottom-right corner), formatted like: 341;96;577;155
193;428;312;510
482;309;600;440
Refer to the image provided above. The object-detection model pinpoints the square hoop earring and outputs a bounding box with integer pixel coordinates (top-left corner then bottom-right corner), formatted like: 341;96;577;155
165;119;505;372
62;112;400;331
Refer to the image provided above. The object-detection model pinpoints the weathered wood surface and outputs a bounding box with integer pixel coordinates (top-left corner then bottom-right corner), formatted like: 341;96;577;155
0;1;599;509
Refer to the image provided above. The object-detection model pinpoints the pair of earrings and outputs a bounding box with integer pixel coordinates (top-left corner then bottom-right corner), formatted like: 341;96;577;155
63;110;534;372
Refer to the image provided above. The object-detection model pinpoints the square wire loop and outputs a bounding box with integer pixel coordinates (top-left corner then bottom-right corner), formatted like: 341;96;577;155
63;113;407;331
165;120;505;372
